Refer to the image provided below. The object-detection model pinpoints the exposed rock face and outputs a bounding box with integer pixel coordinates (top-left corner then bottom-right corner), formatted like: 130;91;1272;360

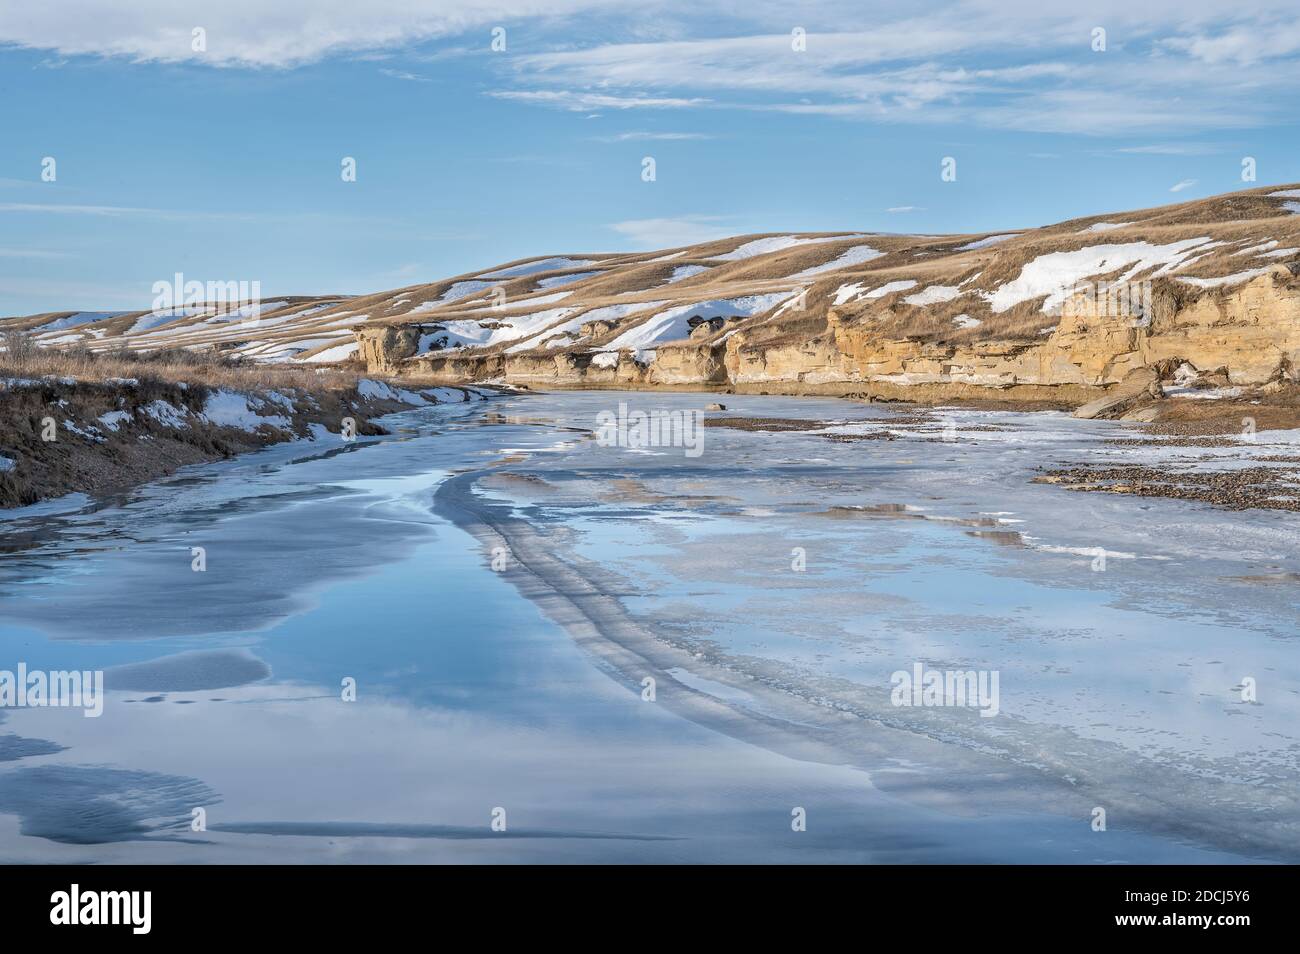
363;268;1300;402
1073;368;1161;420
357;326;422;374
825;273;1300;393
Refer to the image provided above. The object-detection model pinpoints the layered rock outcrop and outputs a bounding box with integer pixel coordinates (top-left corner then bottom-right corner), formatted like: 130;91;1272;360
371;266;1300;403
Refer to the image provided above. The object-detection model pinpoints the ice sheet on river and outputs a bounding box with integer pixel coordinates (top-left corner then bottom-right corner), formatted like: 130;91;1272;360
0;391;1294;862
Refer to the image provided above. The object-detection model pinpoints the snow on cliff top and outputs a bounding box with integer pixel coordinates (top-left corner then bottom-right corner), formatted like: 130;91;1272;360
985;238;1213;313
599;292;798;351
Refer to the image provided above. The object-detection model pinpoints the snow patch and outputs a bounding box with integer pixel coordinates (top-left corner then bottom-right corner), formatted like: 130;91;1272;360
958;233;1021;250
664;264;710;284
833;282;867;305
506;300;668;352
357;379;400;401
427;281;497;307
36;312;126;334
1233;240;1278;256
202;390;291;431
903;285;962;306
477;257;597;279
712;235;852;262
600;292;798;351
865;279;919;299
416;307;577;353
298;341;359;363
97;410;133;432
986;238;1213;313
1166;386;1244;400
62;420;104;442
1177;268;1272;288
788;244;884;278
141;400;190;429
537;271;598;289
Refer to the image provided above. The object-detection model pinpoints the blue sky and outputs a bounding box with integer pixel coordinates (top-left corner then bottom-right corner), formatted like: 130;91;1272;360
3;0;1300;314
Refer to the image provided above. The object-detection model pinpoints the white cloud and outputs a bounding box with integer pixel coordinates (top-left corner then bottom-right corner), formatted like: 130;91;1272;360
0;0;615;67
1170;178;1199;192
1159;23;1300;65
608;216;734;248
5;1;1300;137
485;7;1300;134
887;206;920;213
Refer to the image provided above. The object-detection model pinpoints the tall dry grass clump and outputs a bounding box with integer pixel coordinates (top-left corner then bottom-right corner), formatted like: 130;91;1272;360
1;340;361;393
1;328;38;363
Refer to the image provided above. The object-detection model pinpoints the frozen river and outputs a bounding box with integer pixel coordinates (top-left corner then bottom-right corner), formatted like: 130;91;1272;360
0;390;1295;863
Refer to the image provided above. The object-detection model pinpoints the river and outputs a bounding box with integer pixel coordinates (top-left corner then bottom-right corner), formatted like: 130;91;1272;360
0;390;1295;863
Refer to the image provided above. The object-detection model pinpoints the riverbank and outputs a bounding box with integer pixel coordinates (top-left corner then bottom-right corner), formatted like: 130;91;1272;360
0;349;504;507
8;361;1299;512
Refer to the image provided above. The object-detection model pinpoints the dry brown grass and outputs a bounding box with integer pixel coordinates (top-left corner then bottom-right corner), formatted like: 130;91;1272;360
1;335;361;392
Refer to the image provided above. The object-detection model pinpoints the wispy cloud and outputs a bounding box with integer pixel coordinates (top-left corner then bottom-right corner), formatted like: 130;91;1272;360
1117;143;1220;155
0;1;612;68
379;68;430;82
608;215;734;248
0;202;380;225
485;7;1300;134
591;131;712;142
0;202;158;216
886;206;920;213
489;90;708;110
1170;178;1199;192
7;3;1300;138
0;247;70;259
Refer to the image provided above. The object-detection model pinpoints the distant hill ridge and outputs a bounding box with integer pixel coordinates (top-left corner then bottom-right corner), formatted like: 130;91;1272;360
8;184;1300;401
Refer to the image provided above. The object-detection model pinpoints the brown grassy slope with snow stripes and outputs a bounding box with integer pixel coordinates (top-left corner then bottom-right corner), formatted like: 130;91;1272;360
6;185;1300;384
